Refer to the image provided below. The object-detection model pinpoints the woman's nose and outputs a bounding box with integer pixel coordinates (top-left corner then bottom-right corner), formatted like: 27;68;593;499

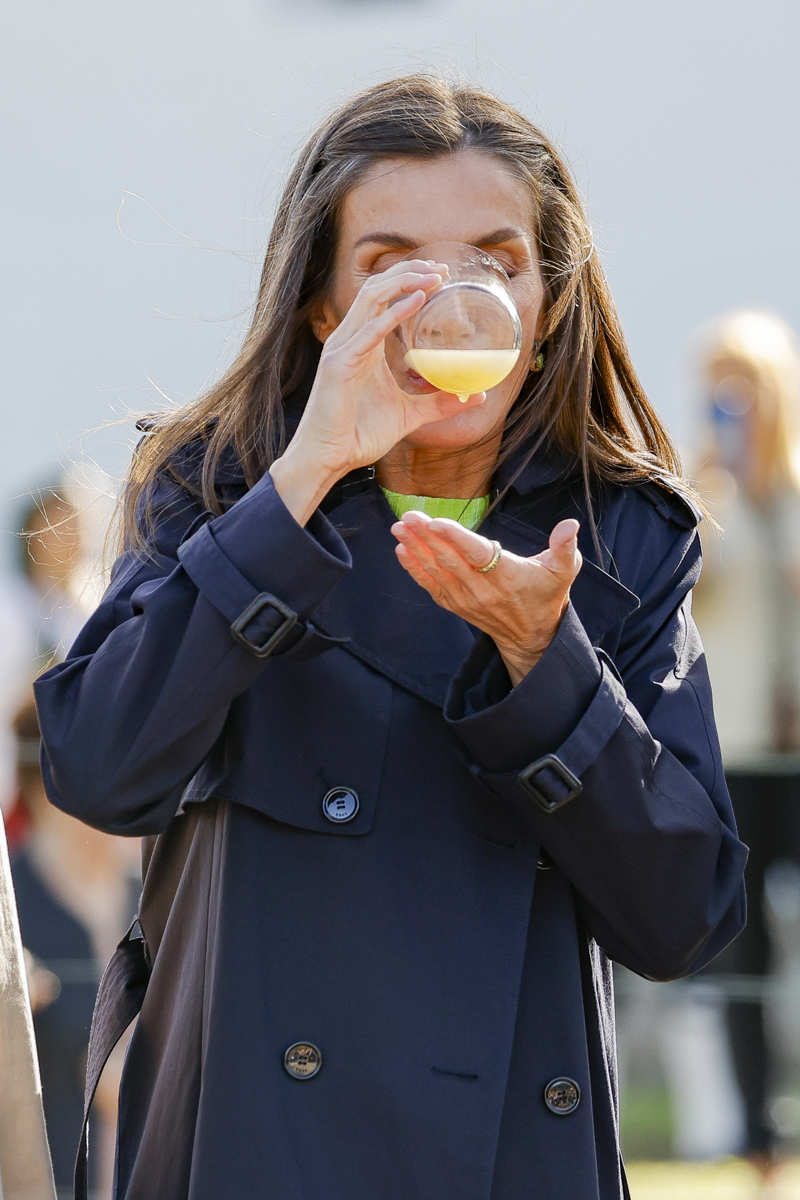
418;294;476;345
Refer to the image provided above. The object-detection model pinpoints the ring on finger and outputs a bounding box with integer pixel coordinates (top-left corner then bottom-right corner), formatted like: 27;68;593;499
474;539;502;574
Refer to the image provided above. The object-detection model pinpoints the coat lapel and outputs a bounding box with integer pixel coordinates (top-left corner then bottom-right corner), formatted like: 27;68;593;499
313;484;477;707
485;506;641;647
311;478;640;708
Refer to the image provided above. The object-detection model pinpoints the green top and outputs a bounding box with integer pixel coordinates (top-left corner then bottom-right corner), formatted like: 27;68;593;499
380;486;490;531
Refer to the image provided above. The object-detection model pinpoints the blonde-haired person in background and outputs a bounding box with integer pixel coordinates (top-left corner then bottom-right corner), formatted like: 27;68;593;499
691;309;800;1177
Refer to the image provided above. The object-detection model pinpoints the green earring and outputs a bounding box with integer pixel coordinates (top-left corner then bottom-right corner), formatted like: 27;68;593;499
530;350;545;372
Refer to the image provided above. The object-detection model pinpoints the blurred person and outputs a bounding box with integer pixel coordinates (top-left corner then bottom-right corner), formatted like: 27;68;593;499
0;579;32;825
0;482;85;833
12;484;90;672
690;309;800;1175
32;74;747;1200
0;806;57;1199
1;467;112;831
10;693;139;1198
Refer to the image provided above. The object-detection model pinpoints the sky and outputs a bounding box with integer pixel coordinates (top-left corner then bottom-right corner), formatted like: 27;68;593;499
2;0;797;564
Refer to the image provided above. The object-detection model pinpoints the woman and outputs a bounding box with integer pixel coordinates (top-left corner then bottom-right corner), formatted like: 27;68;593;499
32;74;747;1200
690;309;800;1172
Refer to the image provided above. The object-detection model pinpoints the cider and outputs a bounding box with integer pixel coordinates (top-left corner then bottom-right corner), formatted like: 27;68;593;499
404;347;520;401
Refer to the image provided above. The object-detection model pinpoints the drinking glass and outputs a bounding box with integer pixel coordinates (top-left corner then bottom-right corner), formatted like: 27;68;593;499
388;240;523;403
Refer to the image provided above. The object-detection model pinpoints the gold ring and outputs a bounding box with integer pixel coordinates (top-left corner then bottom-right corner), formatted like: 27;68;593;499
475;539;502;573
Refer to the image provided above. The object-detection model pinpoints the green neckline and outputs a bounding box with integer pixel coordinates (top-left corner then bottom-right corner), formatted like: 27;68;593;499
380;486;490;531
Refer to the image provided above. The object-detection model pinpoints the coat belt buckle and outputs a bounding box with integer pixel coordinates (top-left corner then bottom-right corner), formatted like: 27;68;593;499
518;754;582;813
229;591;299;658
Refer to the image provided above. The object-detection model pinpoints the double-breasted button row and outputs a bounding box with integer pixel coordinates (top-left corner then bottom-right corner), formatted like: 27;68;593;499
282;1042;579;1117
322;786;359;823
282;1043;579;1120
543;1076;581;1114
283;1041;323;1079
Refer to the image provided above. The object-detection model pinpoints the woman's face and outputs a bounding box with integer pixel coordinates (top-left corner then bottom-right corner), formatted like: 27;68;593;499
312;147;546;451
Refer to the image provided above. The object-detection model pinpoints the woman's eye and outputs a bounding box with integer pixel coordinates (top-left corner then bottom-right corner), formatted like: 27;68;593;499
371;255;403;273
368;254;520;277
492;258;519;278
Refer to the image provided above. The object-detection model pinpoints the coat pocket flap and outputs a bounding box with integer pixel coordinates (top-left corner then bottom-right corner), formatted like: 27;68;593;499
178;650;392;836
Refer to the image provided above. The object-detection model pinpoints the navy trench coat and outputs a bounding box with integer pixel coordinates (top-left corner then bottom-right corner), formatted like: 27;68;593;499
32;427;748;1200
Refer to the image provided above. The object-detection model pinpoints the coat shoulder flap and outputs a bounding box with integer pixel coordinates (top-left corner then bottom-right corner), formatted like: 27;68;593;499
632;477;703;530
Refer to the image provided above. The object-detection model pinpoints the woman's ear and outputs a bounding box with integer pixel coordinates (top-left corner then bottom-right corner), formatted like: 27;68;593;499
309;295;339;345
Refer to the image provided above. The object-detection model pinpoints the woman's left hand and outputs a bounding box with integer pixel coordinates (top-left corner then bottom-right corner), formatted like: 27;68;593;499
390;511;582;687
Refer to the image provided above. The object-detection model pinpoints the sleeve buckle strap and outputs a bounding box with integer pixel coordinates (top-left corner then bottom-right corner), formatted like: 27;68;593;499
229;591;299;658
517;753;583;813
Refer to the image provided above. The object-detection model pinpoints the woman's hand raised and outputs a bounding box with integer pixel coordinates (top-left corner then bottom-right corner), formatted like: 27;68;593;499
293;259;488;473
270;260;488;525
390;511;583;686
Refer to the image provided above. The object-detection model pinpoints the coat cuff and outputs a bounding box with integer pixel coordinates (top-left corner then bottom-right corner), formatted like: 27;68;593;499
444;603;627;814
176;469;351;660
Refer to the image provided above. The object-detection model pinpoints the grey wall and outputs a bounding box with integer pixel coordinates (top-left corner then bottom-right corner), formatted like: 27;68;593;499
3;0;797;551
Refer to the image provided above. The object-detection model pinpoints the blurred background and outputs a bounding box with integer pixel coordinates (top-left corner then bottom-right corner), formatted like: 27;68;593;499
1;0;799;1196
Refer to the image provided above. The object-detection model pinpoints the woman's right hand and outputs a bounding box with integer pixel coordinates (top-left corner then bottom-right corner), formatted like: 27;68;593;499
288;258;488;476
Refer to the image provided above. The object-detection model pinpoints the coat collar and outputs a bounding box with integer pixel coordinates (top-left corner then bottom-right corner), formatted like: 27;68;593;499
491;437;577;495
202;417;573;495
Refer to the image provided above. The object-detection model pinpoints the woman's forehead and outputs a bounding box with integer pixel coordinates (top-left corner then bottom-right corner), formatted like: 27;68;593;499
338;150;535;250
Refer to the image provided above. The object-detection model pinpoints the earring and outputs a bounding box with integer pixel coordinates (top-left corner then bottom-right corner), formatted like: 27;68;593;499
530;350;545;373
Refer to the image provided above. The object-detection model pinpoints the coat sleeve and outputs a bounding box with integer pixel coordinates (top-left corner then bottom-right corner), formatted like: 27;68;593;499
443;518;748;982
32;456;352;837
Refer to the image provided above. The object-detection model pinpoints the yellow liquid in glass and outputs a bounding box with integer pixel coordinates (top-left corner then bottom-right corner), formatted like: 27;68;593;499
404;348;520;400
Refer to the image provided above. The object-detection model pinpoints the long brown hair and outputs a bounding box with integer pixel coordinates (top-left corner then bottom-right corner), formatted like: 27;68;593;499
110;71;689;566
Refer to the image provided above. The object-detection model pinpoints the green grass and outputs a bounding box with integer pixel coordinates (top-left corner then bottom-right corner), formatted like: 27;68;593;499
621;1085;674;1159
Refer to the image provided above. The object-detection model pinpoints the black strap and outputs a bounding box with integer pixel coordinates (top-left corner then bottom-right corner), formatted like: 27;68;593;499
74;918;150;1200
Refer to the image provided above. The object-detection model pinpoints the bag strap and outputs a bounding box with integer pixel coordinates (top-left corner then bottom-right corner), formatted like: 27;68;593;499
74;917;150;1200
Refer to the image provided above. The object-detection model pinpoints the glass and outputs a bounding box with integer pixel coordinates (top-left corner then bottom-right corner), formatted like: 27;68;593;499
389;240;523;403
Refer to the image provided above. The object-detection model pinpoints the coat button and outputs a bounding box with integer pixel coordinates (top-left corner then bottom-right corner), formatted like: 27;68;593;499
543;1076;581;1114
283;1041;323;1080
536;849;552;870
322;786;359;823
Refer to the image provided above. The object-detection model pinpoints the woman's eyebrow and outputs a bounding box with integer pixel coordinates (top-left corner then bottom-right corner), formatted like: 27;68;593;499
352;226;528;250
